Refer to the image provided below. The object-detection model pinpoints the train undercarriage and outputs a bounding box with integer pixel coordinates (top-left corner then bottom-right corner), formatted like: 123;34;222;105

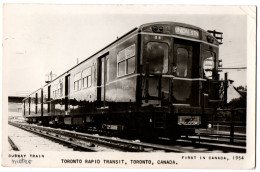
25;105;215;141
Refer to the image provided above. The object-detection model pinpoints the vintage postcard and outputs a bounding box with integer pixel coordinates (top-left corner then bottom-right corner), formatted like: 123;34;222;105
2;4;256;169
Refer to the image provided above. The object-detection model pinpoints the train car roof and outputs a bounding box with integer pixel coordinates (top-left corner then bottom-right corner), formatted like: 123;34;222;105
23;88;42;101
139;21;219;44
139;21;204;31
23;27;139;101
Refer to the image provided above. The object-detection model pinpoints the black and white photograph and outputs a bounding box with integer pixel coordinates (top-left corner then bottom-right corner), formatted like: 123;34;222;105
2;3;256;169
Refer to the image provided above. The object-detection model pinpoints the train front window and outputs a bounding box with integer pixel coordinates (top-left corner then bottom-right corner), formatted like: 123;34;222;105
176;48;189;77
146;42;168;74
202;51;216;79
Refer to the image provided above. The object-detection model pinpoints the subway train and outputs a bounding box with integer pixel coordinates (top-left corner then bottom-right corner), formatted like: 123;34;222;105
23;21;223;140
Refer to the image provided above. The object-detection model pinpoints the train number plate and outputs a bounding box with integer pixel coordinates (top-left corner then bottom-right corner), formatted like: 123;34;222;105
178;116;201;125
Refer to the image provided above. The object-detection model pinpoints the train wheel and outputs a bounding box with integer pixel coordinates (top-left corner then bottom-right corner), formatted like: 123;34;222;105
169;134;180;143
138;128;158;142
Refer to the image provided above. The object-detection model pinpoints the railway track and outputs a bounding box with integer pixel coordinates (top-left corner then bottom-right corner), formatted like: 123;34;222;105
8;121;190;152
176;133;246;153
8;136;19;151
8;121;246;152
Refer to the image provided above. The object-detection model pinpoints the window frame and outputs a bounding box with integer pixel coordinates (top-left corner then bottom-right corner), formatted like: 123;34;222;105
82;67;92;89
145;42;169;74
59;83;63;97
176;47;189;77
117;44;136;77
73;72;82;92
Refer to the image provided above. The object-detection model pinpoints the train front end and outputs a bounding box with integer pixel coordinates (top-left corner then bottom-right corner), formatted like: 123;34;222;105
138;22;221;138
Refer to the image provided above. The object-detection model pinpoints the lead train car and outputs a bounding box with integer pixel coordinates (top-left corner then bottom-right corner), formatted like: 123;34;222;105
23;22;221;140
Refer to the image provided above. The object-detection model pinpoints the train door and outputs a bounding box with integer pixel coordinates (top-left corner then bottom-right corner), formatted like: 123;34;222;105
172;39;193;105
23;100;25;116
65;75;70;111
35;93;38;114
41;89;43;117
29;97;31;115
48;85;51;113
143;42;169;105
97;52;109;108
171;38;201;106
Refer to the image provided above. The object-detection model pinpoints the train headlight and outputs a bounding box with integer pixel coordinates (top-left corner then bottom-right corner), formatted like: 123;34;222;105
159;26;164;32
207;35;214;43
152;25;163;33
152;26;158;32
208;124;212;129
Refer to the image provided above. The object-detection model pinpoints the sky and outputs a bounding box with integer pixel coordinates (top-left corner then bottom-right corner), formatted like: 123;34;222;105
3;4;255;96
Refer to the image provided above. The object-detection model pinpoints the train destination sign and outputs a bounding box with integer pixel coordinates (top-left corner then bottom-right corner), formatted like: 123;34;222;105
175;26;199;38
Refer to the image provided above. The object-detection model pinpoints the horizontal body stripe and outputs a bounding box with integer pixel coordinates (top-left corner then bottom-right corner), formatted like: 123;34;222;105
143;74;207;81
69;73;140;97
101;73;140;87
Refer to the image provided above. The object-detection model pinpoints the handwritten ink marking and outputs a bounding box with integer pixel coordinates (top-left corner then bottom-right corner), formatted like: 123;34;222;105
12;158;32;164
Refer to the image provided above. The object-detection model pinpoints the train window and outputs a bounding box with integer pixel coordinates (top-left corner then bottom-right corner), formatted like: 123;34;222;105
59;83;63;96
117;44;136;77
87;75;92;87
118;61;126;77
202;51;215;79
74;72;81;91
39;91;42;103
125;44;135;58
117;50;125;62
127;57;135;74
78;80;81;90
43;88;47;103
82;67;92;88
176;48;189;77
74;82;76;91
146;42;168;74
83;78;87;88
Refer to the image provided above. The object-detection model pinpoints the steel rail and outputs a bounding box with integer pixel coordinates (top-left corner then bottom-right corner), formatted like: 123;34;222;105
8;136;19;151
177;135;246;153
9;121;246;153
8;121;200;152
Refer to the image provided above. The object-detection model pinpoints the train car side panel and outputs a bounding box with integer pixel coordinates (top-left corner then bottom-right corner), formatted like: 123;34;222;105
68;59;97;116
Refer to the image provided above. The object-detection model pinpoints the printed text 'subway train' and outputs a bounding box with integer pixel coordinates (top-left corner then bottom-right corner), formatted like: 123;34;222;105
23;22;222;140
